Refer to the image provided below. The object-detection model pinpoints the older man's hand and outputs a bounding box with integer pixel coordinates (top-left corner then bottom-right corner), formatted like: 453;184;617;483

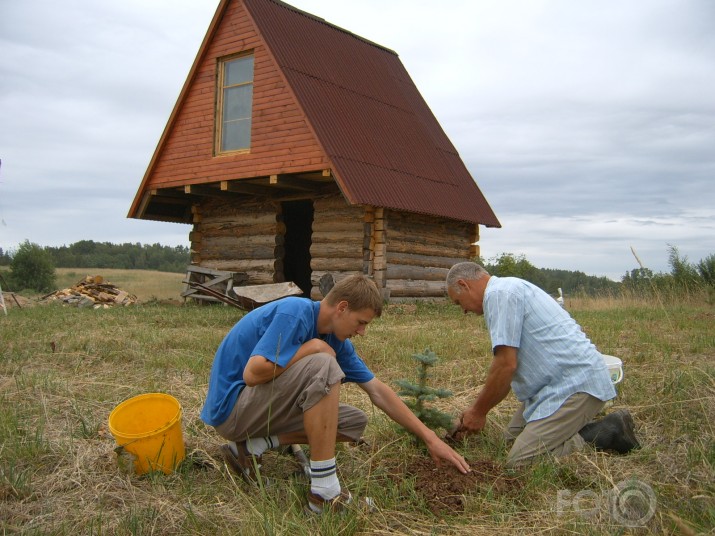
446;409;486;442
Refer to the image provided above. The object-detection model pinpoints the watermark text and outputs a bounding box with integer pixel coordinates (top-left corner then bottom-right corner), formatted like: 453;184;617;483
557;478;656;527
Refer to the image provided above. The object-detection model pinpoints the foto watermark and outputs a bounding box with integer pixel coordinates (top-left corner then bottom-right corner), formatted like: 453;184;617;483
557;478;657;527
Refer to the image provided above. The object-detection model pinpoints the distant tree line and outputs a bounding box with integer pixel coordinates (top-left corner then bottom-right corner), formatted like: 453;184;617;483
0;240;190;293
478;252;620;296
478;247;715;299
2;240;713;298
0;240;189;273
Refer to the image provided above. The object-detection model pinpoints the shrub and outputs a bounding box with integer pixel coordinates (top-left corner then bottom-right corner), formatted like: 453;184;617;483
697;254;715;287
9;240;56;292
668;245;700;290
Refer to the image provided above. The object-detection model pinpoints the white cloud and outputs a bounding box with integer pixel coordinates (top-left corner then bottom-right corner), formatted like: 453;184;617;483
1;0;713;280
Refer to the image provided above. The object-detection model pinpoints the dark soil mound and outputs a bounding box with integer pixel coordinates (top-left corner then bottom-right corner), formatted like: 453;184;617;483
397;457;522;516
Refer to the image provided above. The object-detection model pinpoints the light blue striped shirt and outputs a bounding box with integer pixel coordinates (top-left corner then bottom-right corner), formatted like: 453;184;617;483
484;276;615;422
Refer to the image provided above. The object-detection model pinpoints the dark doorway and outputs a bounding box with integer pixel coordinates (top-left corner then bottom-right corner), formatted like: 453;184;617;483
282;200;314;296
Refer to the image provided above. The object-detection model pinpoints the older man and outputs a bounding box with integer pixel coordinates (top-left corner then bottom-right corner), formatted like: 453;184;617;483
446;262;639;467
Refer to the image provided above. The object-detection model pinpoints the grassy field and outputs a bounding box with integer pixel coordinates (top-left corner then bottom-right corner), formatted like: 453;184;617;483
1;272;713;535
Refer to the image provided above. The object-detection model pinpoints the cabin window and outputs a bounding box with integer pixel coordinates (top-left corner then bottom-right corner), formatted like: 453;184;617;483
216;53;254;153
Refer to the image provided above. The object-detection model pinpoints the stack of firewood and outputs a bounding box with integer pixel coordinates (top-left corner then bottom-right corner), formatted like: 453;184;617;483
42;276;138;308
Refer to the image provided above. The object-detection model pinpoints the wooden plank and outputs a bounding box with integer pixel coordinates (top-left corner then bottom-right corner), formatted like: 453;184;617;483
188;273;232;287
185;265;232;277
182;266;249;299
232;282;304;308
187;282;246;307
221;180;275;196
149;141;326;187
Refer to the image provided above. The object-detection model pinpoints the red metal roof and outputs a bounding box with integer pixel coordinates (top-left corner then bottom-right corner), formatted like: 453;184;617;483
244;0;500;227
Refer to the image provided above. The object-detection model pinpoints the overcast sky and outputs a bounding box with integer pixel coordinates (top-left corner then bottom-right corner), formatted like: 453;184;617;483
1;0;713;281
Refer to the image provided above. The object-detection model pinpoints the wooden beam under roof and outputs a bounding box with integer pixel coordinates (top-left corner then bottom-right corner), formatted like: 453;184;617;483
136;188;196;215
141;192;194;222
269;174;318;191
185;184;247;199
142;212;192;224
150;187;197;200
221;180;276;196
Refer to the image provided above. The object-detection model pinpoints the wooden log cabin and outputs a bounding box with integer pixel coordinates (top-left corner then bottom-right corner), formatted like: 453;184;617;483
128;0;501;300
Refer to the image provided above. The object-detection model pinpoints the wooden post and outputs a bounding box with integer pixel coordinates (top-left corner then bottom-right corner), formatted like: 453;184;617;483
363;206;374;276
372;207;387;294
469;224;480;259
190;204;202;265
0;281;6;315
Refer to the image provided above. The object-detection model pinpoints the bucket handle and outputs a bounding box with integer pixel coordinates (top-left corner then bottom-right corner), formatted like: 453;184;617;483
611;365;623;384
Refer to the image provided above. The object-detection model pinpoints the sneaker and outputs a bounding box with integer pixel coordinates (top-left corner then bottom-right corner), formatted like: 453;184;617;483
306;490;376;515
220;441;269;486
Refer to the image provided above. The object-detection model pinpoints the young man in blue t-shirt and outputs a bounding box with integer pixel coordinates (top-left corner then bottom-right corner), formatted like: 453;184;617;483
201;274;469;513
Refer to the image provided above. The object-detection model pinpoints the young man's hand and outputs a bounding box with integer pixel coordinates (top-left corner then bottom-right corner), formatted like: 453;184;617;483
243;339;336;386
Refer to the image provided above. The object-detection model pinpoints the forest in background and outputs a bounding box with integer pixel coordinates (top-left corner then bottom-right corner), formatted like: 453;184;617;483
1;240;713;298
0;240;616;295
0;241;189;274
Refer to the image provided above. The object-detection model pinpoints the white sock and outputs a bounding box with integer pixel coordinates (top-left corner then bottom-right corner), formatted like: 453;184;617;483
245;435;278;457
310;457;341;500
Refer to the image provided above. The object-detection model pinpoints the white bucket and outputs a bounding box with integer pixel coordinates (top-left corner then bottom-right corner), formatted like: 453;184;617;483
602;355;623;384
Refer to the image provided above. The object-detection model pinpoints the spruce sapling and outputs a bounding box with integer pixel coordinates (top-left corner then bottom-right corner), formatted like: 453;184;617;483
396;348;454;433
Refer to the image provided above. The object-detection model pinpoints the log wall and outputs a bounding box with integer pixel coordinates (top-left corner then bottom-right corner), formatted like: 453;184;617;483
384;210;476;298
190;196;480;300
309;196;366;298
190;198;282;284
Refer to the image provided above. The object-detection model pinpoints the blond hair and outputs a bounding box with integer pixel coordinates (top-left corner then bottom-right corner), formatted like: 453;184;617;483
324;275;383;317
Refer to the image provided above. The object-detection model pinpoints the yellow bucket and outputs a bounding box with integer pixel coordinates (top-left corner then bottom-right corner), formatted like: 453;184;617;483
108;393;185;475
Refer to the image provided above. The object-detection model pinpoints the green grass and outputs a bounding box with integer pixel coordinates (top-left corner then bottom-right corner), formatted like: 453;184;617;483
1;276;713;534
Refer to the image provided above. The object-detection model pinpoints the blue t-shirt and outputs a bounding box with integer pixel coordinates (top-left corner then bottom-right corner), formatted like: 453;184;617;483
484;276;616;422
200;297;375;426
